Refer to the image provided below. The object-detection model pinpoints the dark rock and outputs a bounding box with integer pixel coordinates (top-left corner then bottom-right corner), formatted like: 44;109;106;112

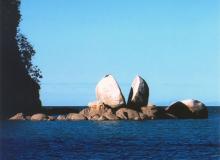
165;99;208;119
165;101;193;118
138;112;147;120
181;99;208;118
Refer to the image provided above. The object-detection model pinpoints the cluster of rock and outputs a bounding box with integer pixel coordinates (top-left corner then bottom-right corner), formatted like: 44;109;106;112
9;75;208;121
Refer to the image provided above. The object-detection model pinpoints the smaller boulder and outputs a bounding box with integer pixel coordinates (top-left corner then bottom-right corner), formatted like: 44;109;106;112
116;108;141;120
57;115;66;121
31;113;48;121
165;99;208;118
66;113;86;120
9;113;25;120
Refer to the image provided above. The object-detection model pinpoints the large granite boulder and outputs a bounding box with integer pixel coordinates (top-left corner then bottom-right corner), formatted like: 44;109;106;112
127;75;149;109
116;108;141;120
66;113;86;120
9;113;25;120
96;75;125;108
31;113;48;121
166;99;208;118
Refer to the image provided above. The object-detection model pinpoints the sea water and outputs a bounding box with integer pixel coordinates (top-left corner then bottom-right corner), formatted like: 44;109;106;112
0;107;220;160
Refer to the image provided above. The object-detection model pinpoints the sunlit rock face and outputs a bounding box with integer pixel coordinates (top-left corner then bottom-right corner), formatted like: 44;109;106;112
31;113;48;121
166;99;208;118
127;75;149;109
96;75;125;108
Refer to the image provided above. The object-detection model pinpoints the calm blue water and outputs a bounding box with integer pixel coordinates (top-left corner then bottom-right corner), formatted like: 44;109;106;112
0;107;220;160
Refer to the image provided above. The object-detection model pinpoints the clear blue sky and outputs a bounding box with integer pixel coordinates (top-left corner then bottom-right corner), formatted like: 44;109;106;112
20;0;220;106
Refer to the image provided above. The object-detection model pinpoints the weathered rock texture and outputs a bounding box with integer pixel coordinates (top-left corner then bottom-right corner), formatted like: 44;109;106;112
80;101;118;120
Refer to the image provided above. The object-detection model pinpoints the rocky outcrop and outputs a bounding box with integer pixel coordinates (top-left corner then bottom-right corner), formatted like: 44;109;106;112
96;75;125;108
165;99;208;118
66;113;86;120
9;113;25;120
127;76;149;109
116;108;141;120
31;113;48;121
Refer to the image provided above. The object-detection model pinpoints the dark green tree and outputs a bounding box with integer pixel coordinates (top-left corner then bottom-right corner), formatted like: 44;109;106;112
16;33;43;84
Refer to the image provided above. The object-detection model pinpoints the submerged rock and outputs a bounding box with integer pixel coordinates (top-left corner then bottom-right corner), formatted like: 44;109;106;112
116;108;141;120
127;75;149;109
166;99;208;118
66;113;86;120
9;113;25;120
96;75;125;108
31;113;48;121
